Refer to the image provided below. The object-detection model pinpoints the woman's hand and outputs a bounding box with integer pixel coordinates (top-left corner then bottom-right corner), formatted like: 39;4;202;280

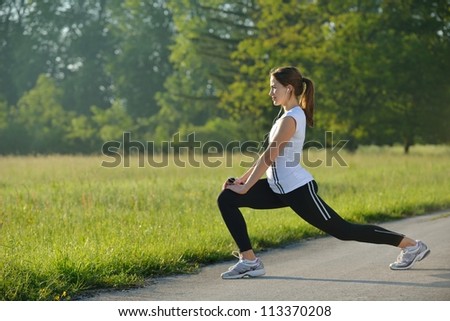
226;182;249;195
221;177;245;190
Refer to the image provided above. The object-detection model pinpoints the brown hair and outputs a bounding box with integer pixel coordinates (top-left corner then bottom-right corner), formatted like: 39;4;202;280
270;66;315;127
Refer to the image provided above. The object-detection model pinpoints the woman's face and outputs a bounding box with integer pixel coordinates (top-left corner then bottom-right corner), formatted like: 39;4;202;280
269;75;289;106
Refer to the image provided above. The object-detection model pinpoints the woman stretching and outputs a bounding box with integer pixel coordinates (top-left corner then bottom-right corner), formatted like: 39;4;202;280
217;66;430;279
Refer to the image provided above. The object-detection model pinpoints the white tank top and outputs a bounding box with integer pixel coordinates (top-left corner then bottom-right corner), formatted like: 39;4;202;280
266;106;313;194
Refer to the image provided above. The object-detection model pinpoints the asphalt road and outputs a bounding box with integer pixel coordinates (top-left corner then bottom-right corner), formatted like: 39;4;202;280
84;210;450;301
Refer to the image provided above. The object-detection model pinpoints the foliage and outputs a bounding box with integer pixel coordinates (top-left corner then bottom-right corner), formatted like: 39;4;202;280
0;0;449;154
221;0;322;140
12;75;69;153
106;0;174;118
154;0;257;139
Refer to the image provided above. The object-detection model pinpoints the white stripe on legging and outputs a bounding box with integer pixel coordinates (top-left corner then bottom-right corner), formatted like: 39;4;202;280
374;229;404;237
307;181;331;221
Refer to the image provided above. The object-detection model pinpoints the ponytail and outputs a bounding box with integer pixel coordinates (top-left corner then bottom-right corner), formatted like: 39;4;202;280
300;77;314;127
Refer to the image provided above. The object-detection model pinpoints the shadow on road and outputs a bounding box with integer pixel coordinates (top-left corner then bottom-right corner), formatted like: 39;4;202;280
257;270;450;289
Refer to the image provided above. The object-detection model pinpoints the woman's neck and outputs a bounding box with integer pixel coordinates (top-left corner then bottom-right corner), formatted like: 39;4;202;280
282;100;299;112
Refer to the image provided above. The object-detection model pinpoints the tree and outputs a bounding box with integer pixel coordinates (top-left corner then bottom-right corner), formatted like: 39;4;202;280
65;114;98;153
91;100;134;143
13;74;69;153
0;98;7;131
0;0;56;106
105;0;174;118
225;0;450;151
1;0;448;154
374;0;450;152
0;98;9;153
155;0;258;139
0;0;115;115
56;0;114;114
311;0;391;150
222;0;321;141
307;0;450;152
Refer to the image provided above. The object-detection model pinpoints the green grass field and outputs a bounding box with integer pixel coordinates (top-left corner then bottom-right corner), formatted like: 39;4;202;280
1;145;450;300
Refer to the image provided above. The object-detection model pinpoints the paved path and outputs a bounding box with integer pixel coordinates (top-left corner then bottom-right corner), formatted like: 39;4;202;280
85;210;450;301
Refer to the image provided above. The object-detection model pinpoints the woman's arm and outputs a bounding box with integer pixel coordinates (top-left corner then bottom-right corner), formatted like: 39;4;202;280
237;165;255;183
226;116;296;194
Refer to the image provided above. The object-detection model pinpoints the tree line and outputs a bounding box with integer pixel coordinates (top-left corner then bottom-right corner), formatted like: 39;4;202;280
0;0;449;155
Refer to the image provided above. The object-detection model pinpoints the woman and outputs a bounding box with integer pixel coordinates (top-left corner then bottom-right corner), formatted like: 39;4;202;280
217;66;430;279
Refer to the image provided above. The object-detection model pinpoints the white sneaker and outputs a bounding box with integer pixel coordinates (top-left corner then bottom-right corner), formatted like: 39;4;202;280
221;252;266;279
390;240;430;270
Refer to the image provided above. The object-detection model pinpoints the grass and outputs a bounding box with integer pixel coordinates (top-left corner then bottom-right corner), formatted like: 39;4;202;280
1;145;449;300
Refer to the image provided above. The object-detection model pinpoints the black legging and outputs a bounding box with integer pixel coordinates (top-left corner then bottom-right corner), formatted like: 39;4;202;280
217;179;404;252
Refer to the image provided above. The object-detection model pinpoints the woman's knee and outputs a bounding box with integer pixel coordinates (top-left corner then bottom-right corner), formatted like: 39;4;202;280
217;189;237;207
320;220;355;241
328;222;366;242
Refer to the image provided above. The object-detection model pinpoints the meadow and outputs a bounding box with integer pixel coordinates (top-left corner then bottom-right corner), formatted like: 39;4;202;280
1;145;450;300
